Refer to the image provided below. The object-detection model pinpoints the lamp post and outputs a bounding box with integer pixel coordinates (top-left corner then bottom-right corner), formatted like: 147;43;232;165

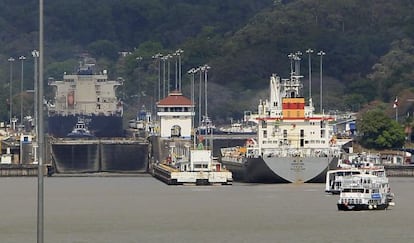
197;67;203;127
174;52;178;90
8;57;15;128
188;68;196;148
202;65;211;148
202;65;211;120
38;0;45;242
317;51;326;113
165;54;172;94
175;49;184;91
305;49;313;100
151;53;162;101
161;56;168;98
19;55;26;125
135;56;142;103
32;50;40;136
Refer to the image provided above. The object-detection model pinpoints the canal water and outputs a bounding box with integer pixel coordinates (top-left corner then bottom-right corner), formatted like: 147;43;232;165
0;176;413;243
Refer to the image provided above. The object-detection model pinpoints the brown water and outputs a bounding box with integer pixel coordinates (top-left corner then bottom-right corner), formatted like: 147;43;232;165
0;176;413;243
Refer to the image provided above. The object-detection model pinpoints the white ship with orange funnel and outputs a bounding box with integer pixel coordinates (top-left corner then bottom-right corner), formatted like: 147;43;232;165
220;56;341;183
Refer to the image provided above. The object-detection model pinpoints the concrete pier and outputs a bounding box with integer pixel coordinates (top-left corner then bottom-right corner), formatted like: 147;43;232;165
385;165;414;177
0;164;49;176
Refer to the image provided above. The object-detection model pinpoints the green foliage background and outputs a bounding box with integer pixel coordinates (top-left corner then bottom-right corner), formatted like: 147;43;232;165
1;0;414;125
357;109;405;149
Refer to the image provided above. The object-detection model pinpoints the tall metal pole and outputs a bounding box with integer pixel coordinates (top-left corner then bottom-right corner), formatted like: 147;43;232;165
203;65;211;148
19;55;26;125
8;57;15;128
136;56;142;104
162;56;167;98
203;65;210;120
188;68;196;148
176;49;183;91
317;51;326;113
152;53;162;101
306;49;313;100
198;67;202;128
174;53;178;90
38;0;44;242
166;54;171;94
32;50;40;136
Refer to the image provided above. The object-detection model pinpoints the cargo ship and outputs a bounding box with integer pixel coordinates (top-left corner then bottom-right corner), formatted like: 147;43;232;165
47;57;123;138
47;57;149;174
219;55;341;183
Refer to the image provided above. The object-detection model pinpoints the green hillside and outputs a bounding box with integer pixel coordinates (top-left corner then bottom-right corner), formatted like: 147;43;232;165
1;0;414;123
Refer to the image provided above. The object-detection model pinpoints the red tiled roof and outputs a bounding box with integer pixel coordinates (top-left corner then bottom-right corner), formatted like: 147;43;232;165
157;91;193;106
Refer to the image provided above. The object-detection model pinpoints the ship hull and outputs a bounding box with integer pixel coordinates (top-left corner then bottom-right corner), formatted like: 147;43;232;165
337;203;388;211
50;138;148;174
221;156;338;183
48;115;123;138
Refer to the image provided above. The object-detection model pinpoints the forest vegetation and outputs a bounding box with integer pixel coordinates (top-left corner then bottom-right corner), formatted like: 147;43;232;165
1;0;414;131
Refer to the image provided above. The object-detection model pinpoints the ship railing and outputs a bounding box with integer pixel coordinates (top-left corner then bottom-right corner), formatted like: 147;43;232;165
262;147;340;158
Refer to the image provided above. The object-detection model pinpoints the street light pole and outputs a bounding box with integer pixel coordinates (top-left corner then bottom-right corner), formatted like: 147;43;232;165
152;53;162;101
38;0;45;242
197;67;202;128
19;55;26;125
306;49;313;100
174;52;178;90
202;65;211;120
166;54;172;94
135;56;142;104
188;68;196;148
317;51;326;113
32;50;40;136
8;57;15;128
176;49;183;91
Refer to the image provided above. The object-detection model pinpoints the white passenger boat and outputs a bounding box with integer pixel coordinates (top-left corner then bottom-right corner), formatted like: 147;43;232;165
337;173;395;211
325;153;386;194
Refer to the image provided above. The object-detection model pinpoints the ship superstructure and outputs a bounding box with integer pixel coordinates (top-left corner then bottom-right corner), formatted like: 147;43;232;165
48;57;123;137
220;55;341;183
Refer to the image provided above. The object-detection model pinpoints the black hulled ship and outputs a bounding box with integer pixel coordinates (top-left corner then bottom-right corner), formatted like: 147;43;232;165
47;57;123;138
47;57;149;174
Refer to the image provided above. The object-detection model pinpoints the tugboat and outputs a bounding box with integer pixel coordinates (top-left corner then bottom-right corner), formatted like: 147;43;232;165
337;173;395;211
66;118;94;138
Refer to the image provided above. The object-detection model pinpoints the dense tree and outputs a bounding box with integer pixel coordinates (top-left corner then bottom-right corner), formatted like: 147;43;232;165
1;0;414;121
357;109;405;149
